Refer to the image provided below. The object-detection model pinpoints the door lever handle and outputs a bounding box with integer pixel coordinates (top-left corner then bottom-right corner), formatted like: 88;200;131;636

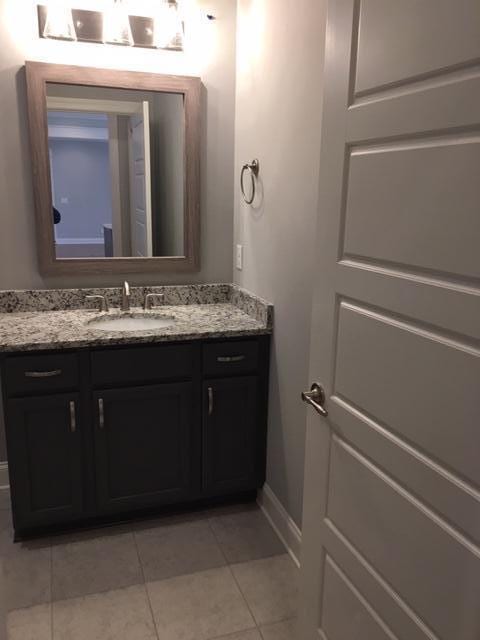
302;383;328;417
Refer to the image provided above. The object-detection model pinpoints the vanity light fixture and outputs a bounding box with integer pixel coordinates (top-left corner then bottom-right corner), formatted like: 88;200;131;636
103;0;134;46
43;0;77;41
37;1;209;50
154;0;184;50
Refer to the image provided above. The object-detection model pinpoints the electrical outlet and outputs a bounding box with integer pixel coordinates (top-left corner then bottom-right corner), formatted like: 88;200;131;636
236;244;243;270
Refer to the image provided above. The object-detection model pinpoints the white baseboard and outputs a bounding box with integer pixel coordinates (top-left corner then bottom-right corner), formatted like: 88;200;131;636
257;484;302;568
0;462;9;490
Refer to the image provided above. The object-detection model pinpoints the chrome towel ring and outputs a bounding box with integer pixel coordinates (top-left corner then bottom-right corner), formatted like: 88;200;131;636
240;159;260;204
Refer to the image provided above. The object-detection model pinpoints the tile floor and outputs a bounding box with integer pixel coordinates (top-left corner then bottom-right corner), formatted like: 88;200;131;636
0;493;298;640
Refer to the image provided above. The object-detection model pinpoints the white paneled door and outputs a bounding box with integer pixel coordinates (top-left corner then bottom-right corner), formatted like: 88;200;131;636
299;1;480;639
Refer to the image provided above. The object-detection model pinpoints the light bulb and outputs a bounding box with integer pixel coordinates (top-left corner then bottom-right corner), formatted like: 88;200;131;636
43;1;76;41
103;0;134;46
154;1;184;50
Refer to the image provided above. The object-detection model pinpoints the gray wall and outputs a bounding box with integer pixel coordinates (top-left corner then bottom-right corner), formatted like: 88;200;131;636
0;0;237;289
51;139;112;240
233;0;327;527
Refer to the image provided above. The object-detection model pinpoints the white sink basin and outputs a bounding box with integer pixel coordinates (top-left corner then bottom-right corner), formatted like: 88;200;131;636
87;313;176;332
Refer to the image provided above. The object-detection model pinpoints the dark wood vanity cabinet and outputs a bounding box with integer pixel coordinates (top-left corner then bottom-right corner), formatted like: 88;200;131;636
1;336;270;536
93;382;197;514
203;377;260;494
5;393;84;529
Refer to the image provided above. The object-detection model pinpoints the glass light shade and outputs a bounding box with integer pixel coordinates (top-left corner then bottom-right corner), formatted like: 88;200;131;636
154;1;184;49
103;0;134;46
43;3;77;41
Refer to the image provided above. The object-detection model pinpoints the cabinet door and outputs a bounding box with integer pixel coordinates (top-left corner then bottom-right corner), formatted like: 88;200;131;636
6;393;84;530
93;383;196;513
203;376;259;493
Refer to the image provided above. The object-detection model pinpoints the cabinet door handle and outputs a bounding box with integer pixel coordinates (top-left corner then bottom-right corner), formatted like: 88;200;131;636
98;398;105;429
208;387;213;416
216;355;245;363
24;369;62;378
69;401;77;433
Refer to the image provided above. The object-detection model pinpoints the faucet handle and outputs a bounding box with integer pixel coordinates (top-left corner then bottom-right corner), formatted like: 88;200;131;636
86;295;109;312
144;293;165;310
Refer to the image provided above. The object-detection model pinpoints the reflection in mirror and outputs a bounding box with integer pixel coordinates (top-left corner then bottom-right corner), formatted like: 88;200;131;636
46;83;185;259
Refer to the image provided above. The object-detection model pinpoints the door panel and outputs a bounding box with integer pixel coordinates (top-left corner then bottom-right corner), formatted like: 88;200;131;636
328;397;480;548
300;1;480;638
321;521;439;640
334;302;480;485
327;437;480;640
6;393;83;529
355;0;480;95
94;383;195;512
343;138;480;279
321;556;396;640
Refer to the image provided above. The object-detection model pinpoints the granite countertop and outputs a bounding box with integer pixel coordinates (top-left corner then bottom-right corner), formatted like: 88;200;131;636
0;284;273;353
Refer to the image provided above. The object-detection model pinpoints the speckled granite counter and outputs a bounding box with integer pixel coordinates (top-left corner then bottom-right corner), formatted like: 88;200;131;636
0;284;273;353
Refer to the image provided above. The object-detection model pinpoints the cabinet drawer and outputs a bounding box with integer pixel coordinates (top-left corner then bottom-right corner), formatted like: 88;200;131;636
91;344;195;387
3;353;79;396
203;340;259;376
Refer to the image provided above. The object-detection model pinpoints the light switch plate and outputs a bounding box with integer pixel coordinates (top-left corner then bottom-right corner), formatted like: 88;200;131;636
236;244;243;270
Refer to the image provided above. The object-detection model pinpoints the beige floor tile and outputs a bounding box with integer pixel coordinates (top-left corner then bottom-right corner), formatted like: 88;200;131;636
3;541;51;611
0;508;13;557
147;566;256;640
52;529;142;601
6;603;52;640
260;618;297;640
52;584;156;640
203;501;260;519
231;555;298;626
135;518;225;582
209;507;285;563
215;631;262;640
0;490;11;512
133;508;211;531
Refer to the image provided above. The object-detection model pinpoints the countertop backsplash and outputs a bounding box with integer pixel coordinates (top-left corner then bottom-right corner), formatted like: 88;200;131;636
0;284;273;352
0;284;273;328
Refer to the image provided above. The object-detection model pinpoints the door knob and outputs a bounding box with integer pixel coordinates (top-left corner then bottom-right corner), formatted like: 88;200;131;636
302;383;328;417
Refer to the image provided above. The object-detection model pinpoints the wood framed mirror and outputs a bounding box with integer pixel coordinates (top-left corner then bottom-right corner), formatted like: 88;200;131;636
25;61;201;275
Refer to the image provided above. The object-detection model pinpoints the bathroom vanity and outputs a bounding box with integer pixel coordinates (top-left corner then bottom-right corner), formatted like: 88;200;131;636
2;64;275;539
0;285;272;538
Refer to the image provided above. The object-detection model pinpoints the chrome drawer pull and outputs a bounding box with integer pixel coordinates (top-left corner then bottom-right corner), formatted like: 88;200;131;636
69;401;77;433
217;355;246;363
98;398;105;429
24;369;62;378
208;387;213;416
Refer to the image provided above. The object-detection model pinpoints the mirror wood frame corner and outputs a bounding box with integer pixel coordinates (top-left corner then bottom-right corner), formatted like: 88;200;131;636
25;61;201;276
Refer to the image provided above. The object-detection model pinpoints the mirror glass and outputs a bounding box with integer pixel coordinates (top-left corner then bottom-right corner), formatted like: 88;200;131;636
46;83;185;259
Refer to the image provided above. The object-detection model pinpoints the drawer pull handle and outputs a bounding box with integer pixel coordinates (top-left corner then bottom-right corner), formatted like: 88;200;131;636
208;387;213;416
98;398;105;429
217;355;245;363
24;369;62;378
69;401;77;433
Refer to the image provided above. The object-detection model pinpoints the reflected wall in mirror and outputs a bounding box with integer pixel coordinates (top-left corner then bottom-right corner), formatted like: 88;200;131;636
26;62;201;275
47;85;185;259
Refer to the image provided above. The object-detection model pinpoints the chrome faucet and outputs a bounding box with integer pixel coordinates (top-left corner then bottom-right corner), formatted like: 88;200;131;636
121;281;131;311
